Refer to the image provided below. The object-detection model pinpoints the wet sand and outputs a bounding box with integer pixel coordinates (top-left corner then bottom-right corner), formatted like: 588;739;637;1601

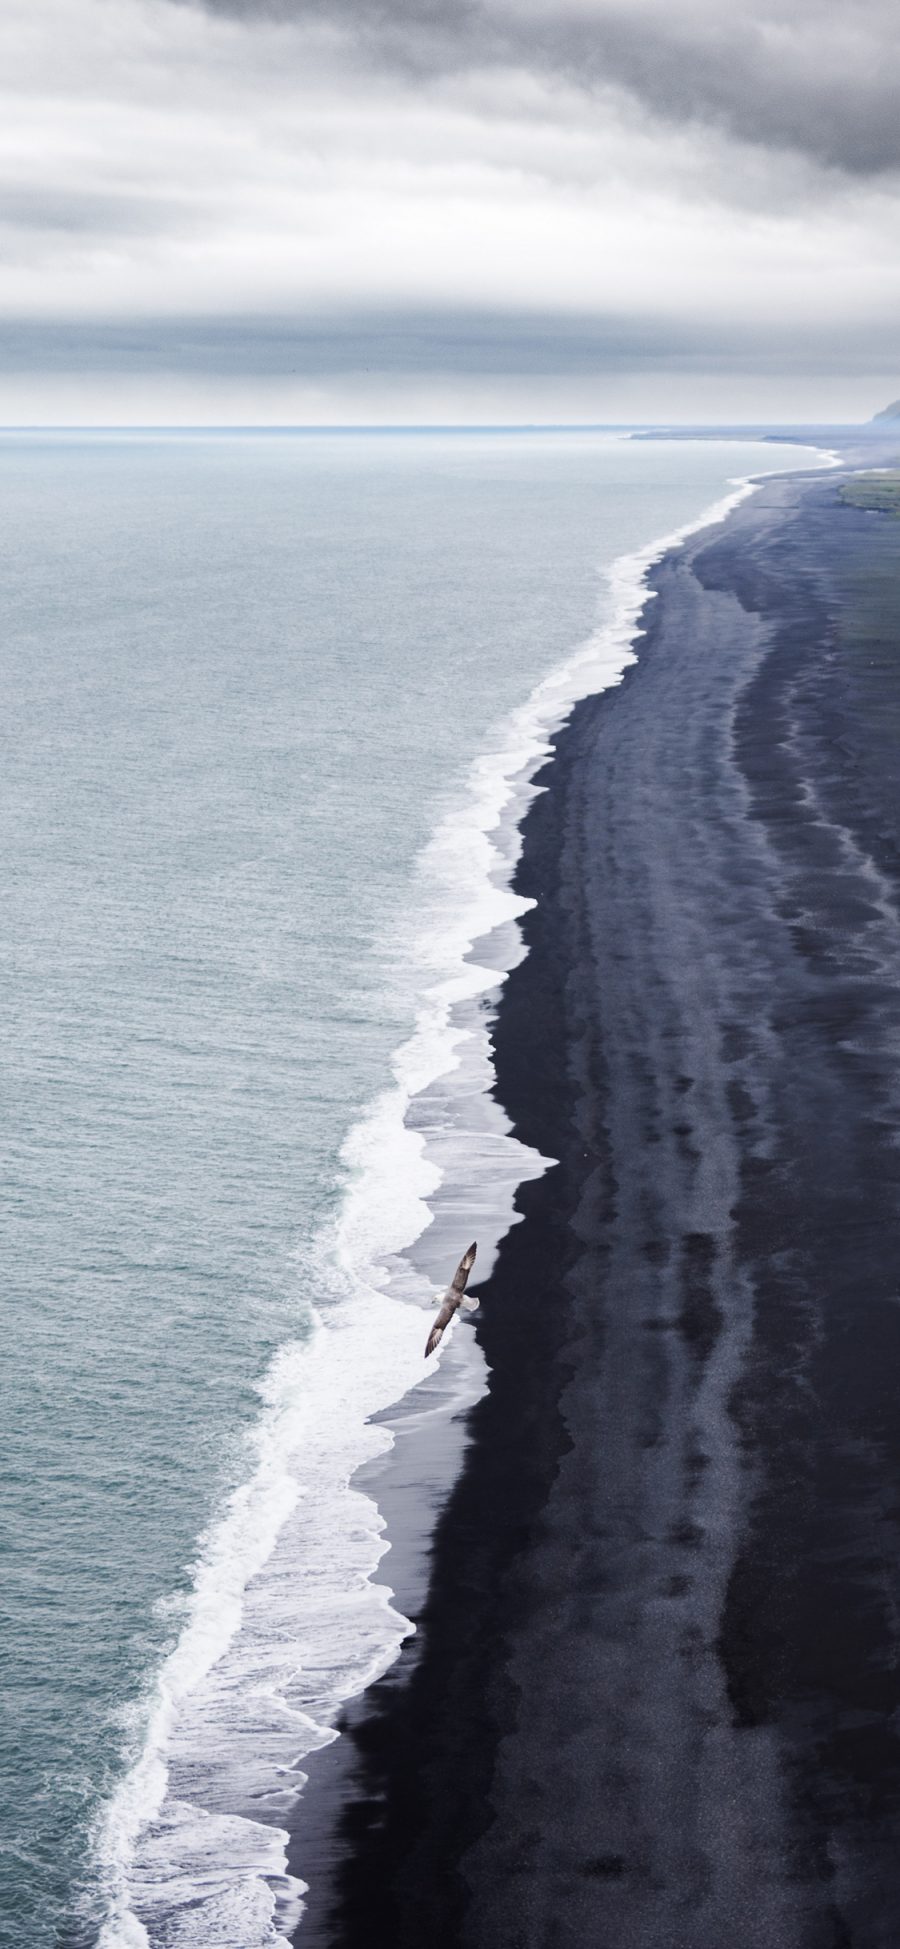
290;454;900;1947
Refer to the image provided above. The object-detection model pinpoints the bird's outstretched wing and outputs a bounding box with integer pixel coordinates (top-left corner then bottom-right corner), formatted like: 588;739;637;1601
425;1299;456;1358
451;1242;477;1292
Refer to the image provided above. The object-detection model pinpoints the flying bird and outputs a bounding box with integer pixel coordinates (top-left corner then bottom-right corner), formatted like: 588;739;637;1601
425;1242;478;1357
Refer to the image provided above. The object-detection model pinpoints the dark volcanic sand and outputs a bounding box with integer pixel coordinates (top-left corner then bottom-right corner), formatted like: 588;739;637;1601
290;462;900;1948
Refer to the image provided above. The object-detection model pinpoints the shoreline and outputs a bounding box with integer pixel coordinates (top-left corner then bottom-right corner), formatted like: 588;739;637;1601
288;440;900;1946
74;436;828;1949
273;444;834;1941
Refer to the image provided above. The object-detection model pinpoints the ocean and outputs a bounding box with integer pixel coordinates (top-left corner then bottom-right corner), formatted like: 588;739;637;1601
0;428;819;1948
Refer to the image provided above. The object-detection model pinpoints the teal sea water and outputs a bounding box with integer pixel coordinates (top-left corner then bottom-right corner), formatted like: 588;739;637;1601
0;430;818;1948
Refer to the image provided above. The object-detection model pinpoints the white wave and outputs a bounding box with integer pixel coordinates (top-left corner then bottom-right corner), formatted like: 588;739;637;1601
91;445;833;1948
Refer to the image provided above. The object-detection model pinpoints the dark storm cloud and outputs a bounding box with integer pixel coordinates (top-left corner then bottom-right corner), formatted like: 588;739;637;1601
3;310;898;379
179;0;900;177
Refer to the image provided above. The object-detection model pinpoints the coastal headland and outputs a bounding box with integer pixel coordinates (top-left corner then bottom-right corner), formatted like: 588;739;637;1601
290;448;900;1948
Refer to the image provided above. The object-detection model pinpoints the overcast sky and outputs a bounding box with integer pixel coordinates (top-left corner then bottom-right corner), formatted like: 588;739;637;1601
3;0;900;422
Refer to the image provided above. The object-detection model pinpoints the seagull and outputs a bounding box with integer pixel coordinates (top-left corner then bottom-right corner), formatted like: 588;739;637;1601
424;1242;478;1357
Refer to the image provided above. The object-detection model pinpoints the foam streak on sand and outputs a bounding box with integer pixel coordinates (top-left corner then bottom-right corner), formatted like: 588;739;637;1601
91;462;821;1949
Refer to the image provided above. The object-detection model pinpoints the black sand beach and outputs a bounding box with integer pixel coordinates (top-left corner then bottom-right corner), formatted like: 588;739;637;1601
291;451;900;1948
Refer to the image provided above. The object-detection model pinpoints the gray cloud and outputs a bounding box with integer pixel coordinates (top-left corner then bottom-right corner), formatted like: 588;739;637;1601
3;309;898;379
0;187;188;238
179;0;900;177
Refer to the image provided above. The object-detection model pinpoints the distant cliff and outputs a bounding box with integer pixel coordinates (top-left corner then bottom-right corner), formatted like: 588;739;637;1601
872;400;900;421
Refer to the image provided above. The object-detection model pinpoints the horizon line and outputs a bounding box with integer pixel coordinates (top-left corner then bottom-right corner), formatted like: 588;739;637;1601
0;419;869;435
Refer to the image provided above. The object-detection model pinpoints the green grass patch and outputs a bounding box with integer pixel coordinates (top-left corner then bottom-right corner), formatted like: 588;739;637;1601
840;474;900;516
